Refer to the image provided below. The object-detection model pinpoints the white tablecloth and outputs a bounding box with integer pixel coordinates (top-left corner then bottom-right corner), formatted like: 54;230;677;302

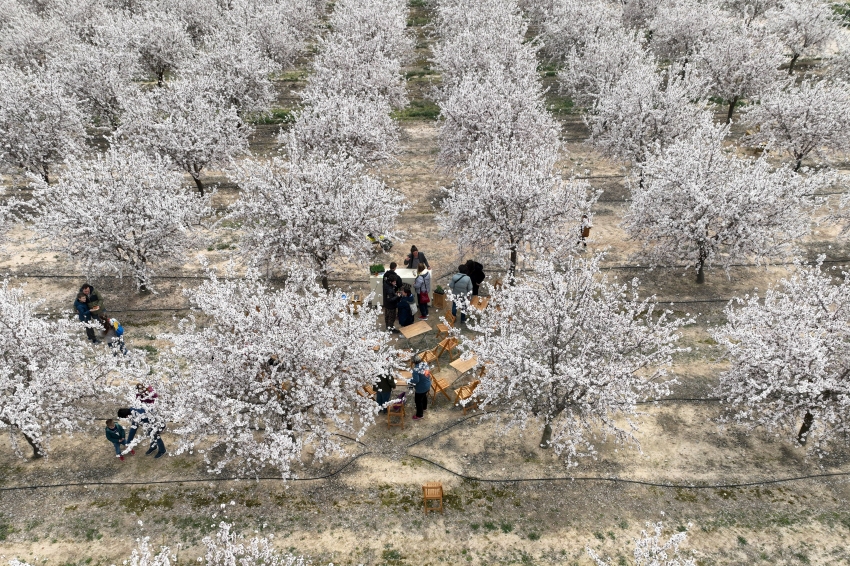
369;268;431;306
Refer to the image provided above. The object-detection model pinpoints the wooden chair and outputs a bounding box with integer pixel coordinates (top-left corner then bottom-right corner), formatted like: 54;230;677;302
422;482;444;514
357;384;376;399
387;392;406;428
419;344;442;371
435;311;455;341
453;379;480;414
430;375;452;403
434;338;459;364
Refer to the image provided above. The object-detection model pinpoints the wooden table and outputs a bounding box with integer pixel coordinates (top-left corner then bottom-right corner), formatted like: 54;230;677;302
450;355;479;376
469;296;490;311
399;320;432;347
396;370;412;387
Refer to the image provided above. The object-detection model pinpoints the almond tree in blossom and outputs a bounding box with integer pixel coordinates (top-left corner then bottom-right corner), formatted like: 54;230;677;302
0;64;86;182
438;139;598;276
229;153;406;289
155;269;400;476
769;0;843;74
742;80;850;171
623;121;829;283
459;257;685;459
714;263;850;449
31;147;211;291
0;281;108;458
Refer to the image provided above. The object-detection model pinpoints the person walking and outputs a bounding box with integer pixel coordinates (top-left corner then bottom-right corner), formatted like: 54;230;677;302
105;419;133;461
578;214;591;248
465;260;485;296
403;245;431;271
407;355;432;420
449;265;473;324
414;264;431;320
382;272;402;333
74;292;100;344
117;407;167;458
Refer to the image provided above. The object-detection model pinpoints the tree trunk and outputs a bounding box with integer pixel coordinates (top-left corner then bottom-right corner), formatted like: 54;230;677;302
192;174;205;196
794;156;803;172
157;70;165;87
696;261;705;284
23;432;44;459
509;245;517;285
539;423;552;449
726;96;739;124
787;53;800;75
321;274;329;290
797;411;814;445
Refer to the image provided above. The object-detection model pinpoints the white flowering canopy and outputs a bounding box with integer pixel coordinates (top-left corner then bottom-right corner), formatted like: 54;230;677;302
588;521;696;566
0;281;109;458
31;146;211;291
460;257;686;464
157;269;400;476
230;153;406;288
714;263;850;450
438;138;597;272
742;80;850;172
623;120;829;282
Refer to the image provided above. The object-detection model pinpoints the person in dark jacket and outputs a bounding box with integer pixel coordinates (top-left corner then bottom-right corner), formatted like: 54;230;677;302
105;419;132;460
79;283;104;316
397;286;416;327
74;293;100;344
117;407;167;458
375;366;396;414
408;356;432;420
382;261;402;289
465;260;485;296
382;273;402;332
404;245;431;271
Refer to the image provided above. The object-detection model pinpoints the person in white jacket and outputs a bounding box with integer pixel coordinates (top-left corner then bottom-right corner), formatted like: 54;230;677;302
414;264;432;320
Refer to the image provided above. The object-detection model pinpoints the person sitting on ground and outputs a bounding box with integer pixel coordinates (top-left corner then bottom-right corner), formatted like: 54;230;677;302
74;292;99;344
397;286;416;327
404;245;430;271
105;418;133;461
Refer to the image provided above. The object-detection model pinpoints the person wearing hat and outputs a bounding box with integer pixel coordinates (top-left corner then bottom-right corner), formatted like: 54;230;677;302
407;354;432;420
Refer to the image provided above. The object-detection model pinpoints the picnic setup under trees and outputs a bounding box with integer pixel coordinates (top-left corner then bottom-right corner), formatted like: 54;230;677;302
1;0;850;564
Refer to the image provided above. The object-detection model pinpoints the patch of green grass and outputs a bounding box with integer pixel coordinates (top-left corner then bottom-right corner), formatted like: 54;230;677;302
483;521;497;531
794;552;810;564
500;522;513;533
547;94;575;117
119;489;176;515
248;108;294;125
0;516;14;541
392;99;440;121
618;519;629;529
594;531;605;541
382;545;404;565
677;525;688;532
527;531;540;541
737;535;748;545
470;523;480;531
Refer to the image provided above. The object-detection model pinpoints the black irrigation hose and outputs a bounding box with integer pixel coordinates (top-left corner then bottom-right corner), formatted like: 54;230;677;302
0;451;373;493
405;454;850;489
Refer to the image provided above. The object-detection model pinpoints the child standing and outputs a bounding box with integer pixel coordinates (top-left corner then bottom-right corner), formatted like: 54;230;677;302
105;419;134;461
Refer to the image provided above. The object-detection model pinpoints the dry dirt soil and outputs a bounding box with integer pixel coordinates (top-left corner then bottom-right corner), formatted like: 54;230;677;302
2;7;850;566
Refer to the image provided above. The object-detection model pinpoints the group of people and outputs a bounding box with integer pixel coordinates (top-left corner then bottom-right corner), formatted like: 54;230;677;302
381;246;486;332
104;384;166;461
73;283;127;355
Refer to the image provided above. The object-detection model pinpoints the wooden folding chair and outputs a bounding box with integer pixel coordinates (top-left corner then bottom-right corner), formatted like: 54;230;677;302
387;393;406;428
419;344;441;371
430;375;452;403
453;379;480;414
422;482;444;513
434;338;459;364
435;311;455;341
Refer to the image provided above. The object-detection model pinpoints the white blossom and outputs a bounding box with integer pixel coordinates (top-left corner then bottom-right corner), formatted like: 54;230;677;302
0;64;86;182
691;23;787;123
459;258;685;463
623;120;829;282
31;147;211;291
742;79;850;171
538;0;624;61
588;521;696;566
714;262;850;450
155;268;400;476
768;0;843;74
226;0;321;68
437;138;598;275
203;522;310;565
229;153;406;288
0;5;74;69
648;0;730;62
720;0;778;26
0;281;108;458
129;9;195;85
117;77;251;194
